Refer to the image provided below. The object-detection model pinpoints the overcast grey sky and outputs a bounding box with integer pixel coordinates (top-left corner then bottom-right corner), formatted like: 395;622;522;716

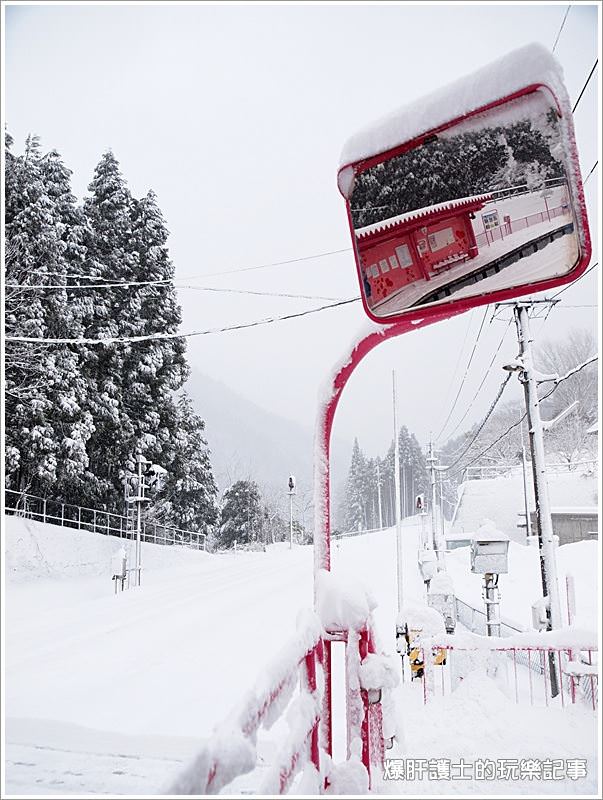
4;2;599;461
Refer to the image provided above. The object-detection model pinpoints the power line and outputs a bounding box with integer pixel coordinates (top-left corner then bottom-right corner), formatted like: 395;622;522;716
5;296;361;346
572;59;598;113
435;309;475;433
181;286;348;302
7;246;354;291
447;354;599;478
583;160;598;185
552;5;571;52
7;278;348;303
443;373;513;472
550;261;598;300
435;305;490;443
442;318;513;443
537;354;598;402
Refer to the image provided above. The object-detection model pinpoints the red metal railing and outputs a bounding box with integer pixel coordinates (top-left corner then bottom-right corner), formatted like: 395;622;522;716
475;204;568;248
169;616;324;795
420;643;598;711
170;613;388;795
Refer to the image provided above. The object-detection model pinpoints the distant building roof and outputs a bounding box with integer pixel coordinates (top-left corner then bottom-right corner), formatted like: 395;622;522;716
356;193;493;239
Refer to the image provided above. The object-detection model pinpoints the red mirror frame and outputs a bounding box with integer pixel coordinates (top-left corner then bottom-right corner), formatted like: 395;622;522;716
338;82;592;326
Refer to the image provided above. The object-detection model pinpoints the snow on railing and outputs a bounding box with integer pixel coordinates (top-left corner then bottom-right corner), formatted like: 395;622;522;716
417;630;598;711
317;569;391;789
168;611;324;796
4;488;206;550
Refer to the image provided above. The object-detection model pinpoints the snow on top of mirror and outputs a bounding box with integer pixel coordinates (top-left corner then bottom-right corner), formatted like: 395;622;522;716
338;43;568;189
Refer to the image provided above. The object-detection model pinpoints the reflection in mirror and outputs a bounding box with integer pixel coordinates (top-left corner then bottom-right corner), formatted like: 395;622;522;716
349;91;580;317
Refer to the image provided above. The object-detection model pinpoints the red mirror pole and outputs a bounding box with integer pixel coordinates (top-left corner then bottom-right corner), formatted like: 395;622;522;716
312;310;459;760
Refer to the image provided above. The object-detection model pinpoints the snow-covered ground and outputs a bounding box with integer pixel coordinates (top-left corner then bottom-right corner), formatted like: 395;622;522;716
445;538;598;632
4;516;314;794
4;513;598;795
375;217;575;315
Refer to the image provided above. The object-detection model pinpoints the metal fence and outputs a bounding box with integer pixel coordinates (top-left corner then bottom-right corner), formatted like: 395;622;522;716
463;459;597;482
4;489;207;550
474;204;568;249
423;643;598;711
333;525;388;541
455;597;597;708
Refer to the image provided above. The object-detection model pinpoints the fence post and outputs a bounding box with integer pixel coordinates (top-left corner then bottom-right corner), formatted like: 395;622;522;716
78;505;81;530
93;509;97;535
61;503;64;526
42;498;47;524
106;513;110;537
304;647;320;773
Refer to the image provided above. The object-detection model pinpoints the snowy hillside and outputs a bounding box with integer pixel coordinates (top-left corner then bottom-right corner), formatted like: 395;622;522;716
185;369;351;516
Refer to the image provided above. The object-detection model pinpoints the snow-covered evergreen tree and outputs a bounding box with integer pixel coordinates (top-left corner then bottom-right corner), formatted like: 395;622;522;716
218;480;263;548
344;438;367;532
5;138;218;535
5;136;94;496
149;394;218;533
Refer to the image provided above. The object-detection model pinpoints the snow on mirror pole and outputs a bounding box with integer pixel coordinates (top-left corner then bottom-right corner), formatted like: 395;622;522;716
339;50;589;322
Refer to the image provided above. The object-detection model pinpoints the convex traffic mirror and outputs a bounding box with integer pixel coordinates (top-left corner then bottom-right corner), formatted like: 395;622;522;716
338;44;591;323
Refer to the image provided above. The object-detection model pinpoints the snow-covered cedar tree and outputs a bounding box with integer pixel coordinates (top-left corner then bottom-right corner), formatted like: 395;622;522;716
5;139;218;536
4;135;94;497
344;438;367;532
148;394;218;534
218;480;264;549
81;153;189;510
350;117;563;229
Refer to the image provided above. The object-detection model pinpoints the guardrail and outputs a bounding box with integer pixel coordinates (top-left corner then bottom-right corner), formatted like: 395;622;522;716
474;204;568;249
169;613;324;795
4;489;206;550
463;459;597;482
333;525;388;541
454;598;597;709
420;641;598;711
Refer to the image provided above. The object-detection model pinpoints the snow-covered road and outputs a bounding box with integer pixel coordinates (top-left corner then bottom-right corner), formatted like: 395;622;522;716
5;517;314;793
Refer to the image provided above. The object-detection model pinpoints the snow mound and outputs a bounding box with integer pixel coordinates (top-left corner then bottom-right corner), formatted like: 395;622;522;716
397;602;446;636
4;515;210;582
448;669;510;716
428;570;455;595
316;569;377;631
325;758;369;795
358;653;400;691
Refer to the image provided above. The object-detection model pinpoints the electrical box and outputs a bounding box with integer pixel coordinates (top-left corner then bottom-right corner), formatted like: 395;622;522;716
531;597;549;631
428;571;457;634
418;548;438;582
470;529;509;574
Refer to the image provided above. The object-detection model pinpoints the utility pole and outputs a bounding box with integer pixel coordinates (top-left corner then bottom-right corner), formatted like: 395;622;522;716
519;409;533;540
503;300;562;695
392;371;403;611
427;439;438;553
376;462;383;530
288;475;296;549
438;471;446;547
